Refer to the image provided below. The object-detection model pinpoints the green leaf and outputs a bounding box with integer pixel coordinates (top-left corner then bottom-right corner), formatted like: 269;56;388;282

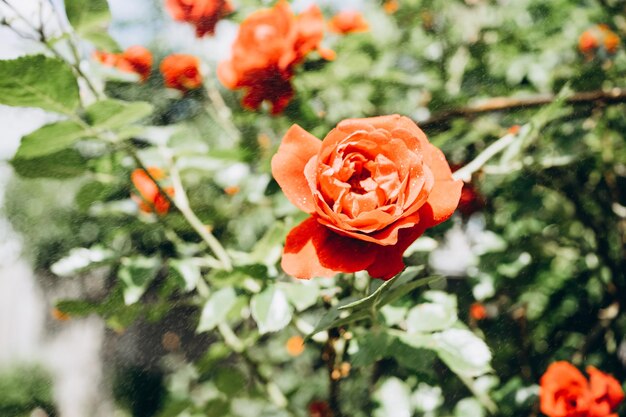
454;398;485;417
14;121;88;159
250;286;292;334
169;259;201;292
351;330;392;367
215;367;246;397
197;287;237;333
118;256;160;305
432;328;492;377
307;297;368;337
277;280;320;312
82;31;120;52
11;149;88;178
55;299;99;317
0;55;79;114
373;377;412;417
50;246;114;277
64;0;111;34
75;181;116;211
338;266;435;313
406;291;458;333
85;99;153;130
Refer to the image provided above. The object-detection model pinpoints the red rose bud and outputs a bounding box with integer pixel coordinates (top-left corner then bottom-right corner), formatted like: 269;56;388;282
131;167;174;215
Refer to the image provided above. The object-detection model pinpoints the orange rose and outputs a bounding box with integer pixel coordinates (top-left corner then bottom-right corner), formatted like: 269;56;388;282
328;10;369;34
165;0;233;37
160;54;203;92
271;115;462;280
218;1;334;114
131;167;174;215
94;46;153;82
540;362;591;417
587;366;625;417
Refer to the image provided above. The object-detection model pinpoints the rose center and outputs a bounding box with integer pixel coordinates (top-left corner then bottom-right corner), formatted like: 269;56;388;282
346;162;373;195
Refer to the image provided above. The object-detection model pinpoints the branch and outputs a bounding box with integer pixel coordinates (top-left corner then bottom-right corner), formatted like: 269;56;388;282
420;88;626;129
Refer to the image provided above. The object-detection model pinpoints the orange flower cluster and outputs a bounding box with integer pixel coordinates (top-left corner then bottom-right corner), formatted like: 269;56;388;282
165;0;234;37
578;24;620;57
540;362;624;417
95;48;203;93
328;10;369;35
272;115;462;280
218;1;335;114
131;167;175;215
94;46;153;82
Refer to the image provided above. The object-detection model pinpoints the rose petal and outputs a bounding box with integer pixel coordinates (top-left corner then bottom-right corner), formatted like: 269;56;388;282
281;217;377;279
366;222;428;279
425;177;463;224
271;125;321;213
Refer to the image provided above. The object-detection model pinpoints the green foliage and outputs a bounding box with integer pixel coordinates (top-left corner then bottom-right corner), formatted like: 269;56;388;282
85;99;153;131
4;0;626;416
13;120;88;159
0;365;55;416
0;55;79;114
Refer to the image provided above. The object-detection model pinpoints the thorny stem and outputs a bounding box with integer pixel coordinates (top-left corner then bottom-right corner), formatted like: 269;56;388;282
167;154;233;271
420;87;626;129
324;329;343;417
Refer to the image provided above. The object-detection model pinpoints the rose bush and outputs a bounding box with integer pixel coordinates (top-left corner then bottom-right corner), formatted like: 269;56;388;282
272;115;462;279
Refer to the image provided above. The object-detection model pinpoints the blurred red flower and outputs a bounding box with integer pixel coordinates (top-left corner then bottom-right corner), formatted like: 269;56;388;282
578;24;620;57
160;54;203;92
308;401;331;417
165;0;233;37
94;45;153;82
470;302;488;320
131;167;174;215
271;115;462;280
540;362;624;417
218;1;334;114
450;164;484;217
587;366;625;417
328;10;369;34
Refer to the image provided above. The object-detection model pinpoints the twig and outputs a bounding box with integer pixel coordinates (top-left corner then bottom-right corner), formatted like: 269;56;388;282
420;88;626;128
167;154;233;271
124;145;233;271
324;328;343;417
204;78;240;142
452;131;518;182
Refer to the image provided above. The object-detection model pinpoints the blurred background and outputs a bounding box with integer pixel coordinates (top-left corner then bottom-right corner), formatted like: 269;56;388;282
1;0;626;416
